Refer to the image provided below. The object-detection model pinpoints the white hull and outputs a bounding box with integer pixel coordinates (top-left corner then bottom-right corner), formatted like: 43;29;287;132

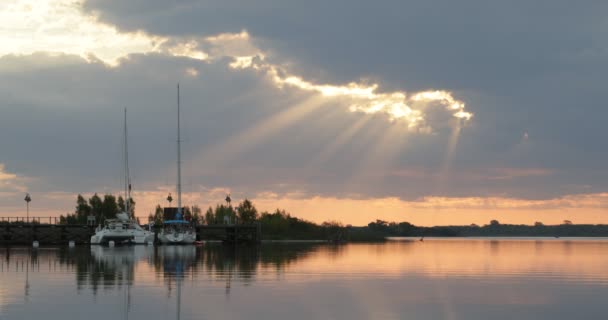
91;219;154;245
90;231;153;245
158;231;196;244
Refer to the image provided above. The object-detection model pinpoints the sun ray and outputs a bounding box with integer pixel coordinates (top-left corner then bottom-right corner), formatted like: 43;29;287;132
306;114;374;172
434;121;463;195
345;123;409;195
193;95;327;172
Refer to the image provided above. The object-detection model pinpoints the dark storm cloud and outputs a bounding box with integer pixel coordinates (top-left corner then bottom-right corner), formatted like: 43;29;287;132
80;0;608;169
82;0;608;87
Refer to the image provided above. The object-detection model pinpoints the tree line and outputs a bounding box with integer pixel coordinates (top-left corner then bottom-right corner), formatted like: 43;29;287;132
59;194;136;225
147;199;343;240
362;219;608;237
59;194;608;239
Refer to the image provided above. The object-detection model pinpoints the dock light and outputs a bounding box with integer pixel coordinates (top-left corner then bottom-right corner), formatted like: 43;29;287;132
24;193;32;222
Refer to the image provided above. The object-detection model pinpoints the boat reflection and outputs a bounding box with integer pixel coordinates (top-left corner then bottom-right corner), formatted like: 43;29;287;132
0;243;324;295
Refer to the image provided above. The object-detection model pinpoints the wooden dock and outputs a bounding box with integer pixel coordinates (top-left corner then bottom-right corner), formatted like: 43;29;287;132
0;223;93;245
0;221;261;246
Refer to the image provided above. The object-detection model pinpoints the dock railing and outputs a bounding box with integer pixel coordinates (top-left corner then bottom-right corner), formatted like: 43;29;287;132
0;216;60;224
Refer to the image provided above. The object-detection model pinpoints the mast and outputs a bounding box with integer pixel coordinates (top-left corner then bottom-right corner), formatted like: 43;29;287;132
124;107;130;216
177;84;182;217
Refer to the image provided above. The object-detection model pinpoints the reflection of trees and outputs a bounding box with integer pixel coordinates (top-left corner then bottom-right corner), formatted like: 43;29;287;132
1;243;327;298
259;243;326;270
148;244;323;291
144;243;324;283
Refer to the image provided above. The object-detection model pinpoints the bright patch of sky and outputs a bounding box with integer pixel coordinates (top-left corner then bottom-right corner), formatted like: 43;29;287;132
0;0;161;65
0;0;472;129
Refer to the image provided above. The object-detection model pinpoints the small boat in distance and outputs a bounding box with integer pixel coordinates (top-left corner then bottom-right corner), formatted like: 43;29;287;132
90;108;154;245
158;84;196;245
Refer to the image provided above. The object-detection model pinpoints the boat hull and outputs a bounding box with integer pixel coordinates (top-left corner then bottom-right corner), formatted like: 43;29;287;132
91;230;154;245
158;232;196;245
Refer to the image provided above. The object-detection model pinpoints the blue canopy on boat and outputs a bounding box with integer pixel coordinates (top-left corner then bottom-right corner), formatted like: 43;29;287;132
163;220;190;224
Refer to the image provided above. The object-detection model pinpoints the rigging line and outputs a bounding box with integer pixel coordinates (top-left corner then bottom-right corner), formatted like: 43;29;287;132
124;107;130;215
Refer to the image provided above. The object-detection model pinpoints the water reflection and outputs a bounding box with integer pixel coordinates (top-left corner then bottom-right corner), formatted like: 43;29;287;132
1;239;608;320
0;243;324;294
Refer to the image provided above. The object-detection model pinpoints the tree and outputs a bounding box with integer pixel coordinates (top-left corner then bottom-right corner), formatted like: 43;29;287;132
183;206;192;221
101;194;118;220
118;196;126;213
191;205;202;225
322;220;345;241
489;219;500;226
205;206;214;225
534;221;544;227
563;220;573;225
75;194;91;224
215;204;235;224
258;209;291;235
153;205;163;225
237;199;258;224
89;193;103;222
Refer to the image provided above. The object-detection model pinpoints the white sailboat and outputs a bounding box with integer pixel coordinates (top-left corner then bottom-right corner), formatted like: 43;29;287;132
90;108;154;245
159;84;196;244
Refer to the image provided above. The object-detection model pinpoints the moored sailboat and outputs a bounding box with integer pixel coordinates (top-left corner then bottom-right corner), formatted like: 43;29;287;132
158;84;196;245
90;108;154;245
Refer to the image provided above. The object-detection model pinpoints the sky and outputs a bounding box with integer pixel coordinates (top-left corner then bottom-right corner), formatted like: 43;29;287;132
1;0;608;226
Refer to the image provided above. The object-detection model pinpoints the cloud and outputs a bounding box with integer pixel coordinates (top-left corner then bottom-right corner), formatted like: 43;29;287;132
1;0;473;130
0;164;17;182
0;0;161;65
79;0;608;157
0;164;27;194
1;0;608;224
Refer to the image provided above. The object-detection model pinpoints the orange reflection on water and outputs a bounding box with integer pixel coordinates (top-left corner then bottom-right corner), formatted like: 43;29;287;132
278;239;608;284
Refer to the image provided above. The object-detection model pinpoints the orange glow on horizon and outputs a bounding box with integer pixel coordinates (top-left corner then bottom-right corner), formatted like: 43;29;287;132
2;191;608;226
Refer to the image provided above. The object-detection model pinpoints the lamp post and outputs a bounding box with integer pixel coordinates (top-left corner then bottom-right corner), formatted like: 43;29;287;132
225;194;232;224
24;193;31;222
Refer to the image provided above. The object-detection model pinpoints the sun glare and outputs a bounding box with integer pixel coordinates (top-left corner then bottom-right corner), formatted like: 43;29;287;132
0;0;162;66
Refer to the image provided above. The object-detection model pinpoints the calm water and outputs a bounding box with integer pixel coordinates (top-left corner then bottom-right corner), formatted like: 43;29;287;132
1;238;608;320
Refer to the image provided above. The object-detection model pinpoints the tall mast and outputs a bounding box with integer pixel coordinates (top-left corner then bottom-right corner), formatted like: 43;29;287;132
124;107;130;215
177;84;182;217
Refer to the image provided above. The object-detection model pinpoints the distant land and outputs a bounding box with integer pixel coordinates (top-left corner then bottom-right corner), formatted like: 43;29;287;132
16;194;606;242
274;219;608;242
349;220;608;241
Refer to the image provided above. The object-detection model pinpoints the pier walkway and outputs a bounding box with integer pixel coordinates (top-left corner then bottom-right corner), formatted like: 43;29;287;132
0;218;261;246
